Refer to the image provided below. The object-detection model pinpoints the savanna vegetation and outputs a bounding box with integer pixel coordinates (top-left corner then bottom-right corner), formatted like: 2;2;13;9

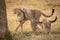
0;0;60;40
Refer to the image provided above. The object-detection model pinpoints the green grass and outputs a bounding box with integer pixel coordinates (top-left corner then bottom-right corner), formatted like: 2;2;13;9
11;32;60;40
47;4;60;7
0;31;60;40
5;0;60;40
0;31;12;40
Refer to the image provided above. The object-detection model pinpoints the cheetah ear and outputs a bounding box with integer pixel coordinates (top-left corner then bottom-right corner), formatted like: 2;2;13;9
20;7;23;10
20;6;26;10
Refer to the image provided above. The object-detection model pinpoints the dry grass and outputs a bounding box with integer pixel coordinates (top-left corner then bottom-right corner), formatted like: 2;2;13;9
5;0;60;32
5;0;60;40
11;32;60;40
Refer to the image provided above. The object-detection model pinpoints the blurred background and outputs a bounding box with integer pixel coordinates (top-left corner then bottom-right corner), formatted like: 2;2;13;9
5;0;60;33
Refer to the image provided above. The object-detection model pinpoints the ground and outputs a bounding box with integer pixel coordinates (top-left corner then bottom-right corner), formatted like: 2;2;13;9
4;0;60;40
12;32;60;40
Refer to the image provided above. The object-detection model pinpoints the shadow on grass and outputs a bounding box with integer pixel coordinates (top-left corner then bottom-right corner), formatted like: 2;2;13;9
11;31;60;40
0;31;12;40
13;31;60;36
51;32;60;34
